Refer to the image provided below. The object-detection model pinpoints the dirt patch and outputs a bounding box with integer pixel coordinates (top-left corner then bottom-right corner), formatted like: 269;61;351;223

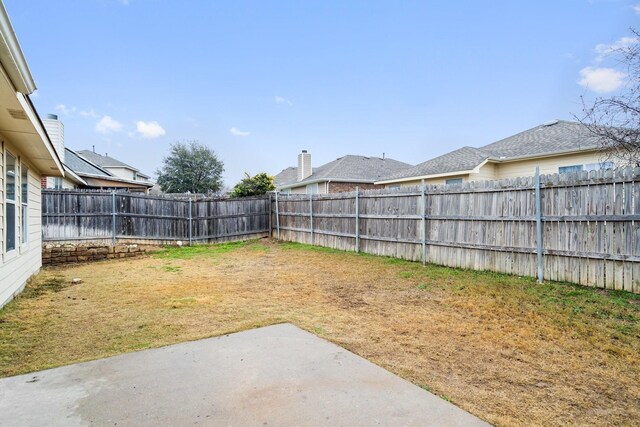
1;239;639;427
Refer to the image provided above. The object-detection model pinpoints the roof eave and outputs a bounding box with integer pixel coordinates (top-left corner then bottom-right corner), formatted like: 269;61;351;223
0;3;35;94
491;147;601;163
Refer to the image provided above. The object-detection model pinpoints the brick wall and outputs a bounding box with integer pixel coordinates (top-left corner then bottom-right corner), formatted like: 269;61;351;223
42;243;150;266
328;182;382;193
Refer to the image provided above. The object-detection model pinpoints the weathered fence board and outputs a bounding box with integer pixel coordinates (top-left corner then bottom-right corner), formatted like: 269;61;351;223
272;167;640;294
42;190;271;245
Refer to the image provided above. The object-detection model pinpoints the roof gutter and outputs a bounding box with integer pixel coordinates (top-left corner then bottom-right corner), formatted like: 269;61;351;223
0;2;35;94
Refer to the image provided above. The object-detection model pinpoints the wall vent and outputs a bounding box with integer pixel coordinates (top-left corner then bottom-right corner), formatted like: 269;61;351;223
7;109;28;120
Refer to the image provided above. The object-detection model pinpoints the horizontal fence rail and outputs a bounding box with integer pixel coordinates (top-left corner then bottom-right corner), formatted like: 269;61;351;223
271;167;640;294
42;190;271;245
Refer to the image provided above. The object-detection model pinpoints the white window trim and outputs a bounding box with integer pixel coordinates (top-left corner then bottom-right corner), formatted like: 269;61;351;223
4;149;18;262
20;162;28;251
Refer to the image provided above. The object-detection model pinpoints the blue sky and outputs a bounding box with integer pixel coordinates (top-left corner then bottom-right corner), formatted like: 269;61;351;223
5;0;640;186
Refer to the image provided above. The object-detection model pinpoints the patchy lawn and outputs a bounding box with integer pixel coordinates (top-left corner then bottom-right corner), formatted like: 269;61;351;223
1;239;639;427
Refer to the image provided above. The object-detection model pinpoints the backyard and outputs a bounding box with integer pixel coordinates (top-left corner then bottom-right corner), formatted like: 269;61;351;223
0;239;639;426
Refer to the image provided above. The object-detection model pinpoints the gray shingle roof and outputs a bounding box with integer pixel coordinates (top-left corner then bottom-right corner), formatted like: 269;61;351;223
64;148;112;177
381;120;602;181
275;155;413;187
77;150;139;171
273;167;300;186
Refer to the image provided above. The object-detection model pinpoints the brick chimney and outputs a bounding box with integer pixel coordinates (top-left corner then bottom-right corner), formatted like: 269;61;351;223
297;150;312;181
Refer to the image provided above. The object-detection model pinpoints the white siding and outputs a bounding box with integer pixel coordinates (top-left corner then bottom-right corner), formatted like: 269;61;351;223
105;166;135;180
0;140;43;308
495;151;612;179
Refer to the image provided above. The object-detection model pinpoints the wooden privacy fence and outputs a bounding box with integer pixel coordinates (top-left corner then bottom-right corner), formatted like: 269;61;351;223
272;167;640;294
42;190;271;245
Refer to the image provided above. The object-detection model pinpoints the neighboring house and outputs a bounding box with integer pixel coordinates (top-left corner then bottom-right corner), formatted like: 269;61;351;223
76;149;151;183
41;115;153;193
274;150;412;194
376;120;616;187
0;2;64;307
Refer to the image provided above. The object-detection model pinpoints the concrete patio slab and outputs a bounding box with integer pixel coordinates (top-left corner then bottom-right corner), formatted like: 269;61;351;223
0;323;489;426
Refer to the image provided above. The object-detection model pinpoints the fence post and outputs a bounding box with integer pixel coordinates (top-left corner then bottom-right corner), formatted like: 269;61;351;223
309;193;314;245
421;180;426;266
267;194;272;237
355;186;360;254
275;191;280;240
111;191;116;245
535;167;544;283
188;198;193;246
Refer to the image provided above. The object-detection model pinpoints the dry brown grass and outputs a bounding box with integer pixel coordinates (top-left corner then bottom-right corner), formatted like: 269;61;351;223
1;239;639;426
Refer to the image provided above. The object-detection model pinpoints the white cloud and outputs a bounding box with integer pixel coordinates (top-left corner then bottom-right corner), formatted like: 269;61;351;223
229;127;250;137
578;66;626;93
55;104;76;115
594;36;638;61
79;109;99;118
633;4;640;14
135;121;165;138
275;96;293;106
95;115;123;134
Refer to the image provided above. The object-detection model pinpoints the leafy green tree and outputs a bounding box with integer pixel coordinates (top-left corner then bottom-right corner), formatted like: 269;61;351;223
156;142;224;193
230;172;275;197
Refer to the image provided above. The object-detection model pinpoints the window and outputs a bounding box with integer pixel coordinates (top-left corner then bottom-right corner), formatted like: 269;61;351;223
5;152;16;252
560;162;614;174
54;177;63;189
584;161;614;171
21;164;28;244
445;178;463;185
306;183;318;194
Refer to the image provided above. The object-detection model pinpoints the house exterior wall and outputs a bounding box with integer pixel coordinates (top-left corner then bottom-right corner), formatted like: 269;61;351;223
384;150;614;188
42;176;76;189
0;139;44;307
328;182;382;193
284;181;382;194
494;150;610;179
104;166;136;181
394;174;471;187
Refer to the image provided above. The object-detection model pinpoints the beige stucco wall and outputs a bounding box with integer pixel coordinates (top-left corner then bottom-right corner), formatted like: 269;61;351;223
1;138;44;307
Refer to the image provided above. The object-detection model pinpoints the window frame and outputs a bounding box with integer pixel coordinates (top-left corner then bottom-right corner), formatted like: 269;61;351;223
5;150;17;255
21;162;28;245
445;178;463;185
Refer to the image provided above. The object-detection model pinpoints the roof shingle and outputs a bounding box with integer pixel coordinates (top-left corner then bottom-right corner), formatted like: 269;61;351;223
381;120;601;181
275;155;412;187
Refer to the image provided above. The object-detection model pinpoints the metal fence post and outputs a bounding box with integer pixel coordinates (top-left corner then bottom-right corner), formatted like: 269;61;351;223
535;167;544;283
275;191;280;240
421;180;427;266
309;193;314;245
355;186;360;254
188;198;193;246
111;191;116;245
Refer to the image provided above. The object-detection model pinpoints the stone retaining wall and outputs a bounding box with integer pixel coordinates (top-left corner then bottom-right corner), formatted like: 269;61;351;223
42;243;151;266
